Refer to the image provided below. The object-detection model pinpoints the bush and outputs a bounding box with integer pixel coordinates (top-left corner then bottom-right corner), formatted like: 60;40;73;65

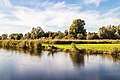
77;34;86;39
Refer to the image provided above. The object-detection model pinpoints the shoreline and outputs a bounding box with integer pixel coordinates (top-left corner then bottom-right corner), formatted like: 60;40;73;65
0;40;120;56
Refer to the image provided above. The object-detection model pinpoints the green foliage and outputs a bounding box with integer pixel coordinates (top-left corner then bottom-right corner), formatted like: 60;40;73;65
111;47;120;55
34;41;42;50
87;32;99;40
0;40;42;50
0;36;2;40
2;34;8;40
77;34;86;39
9;33;23;40
30;27;45;39
71;43;76;48
62;34;75;39
55;31;64;39
64;30;68;36
24;32;31;39
69;19;86;38
97;25;120;39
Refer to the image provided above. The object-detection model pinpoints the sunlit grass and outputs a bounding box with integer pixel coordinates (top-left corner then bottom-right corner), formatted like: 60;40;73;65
43;44;120;51
0;40;120;52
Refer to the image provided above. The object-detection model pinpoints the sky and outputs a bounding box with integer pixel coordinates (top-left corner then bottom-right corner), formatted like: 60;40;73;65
0;0;120;35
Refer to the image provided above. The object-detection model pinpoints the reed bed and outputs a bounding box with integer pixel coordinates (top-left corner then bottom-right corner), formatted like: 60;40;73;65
0;39;120;54
0;40;42;50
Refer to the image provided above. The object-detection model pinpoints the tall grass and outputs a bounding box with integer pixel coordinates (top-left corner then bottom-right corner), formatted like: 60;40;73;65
0;40;42;50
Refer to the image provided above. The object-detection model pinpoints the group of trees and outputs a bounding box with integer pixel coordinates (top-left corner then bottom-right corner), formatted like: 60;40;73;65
97;25;120;39
0;19;120;40
86;25;120;40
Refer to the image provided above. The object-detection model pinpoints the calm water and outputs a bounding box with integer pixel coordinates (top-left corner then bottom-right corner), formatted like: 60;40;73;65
0;49;120;80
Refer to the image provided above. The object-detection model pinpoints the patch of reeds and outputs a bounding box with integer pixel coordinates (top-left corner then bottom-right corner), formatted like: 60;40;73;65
111;47;120;55
0;40;42;50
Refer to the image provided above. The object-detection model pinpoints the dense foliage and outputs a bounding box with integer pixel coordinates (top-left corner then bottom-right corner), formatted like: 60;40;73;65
97;25;120;39
69;19;86;38
0;19;120;40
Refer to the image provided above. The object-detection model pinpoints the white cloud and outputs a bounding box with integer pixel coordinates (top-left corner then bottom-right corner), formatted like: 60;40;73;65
0;0;120;34
0;0;12;7
84;0;101;6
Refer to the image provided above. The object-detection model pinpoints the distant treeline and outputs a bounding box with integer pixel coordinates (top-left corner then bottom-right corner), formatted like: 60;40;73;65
0;19;120;40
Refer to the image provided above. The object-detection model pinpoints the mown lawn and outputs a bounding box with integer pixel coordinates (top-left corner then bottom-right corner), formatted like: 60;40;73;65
42;44;120;51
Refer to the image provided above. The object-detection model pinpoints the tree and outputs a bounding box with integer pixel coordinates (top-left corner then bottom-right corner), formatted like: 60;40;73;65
69;19;86;38
18;33;23;40
77;34;86;39
9;34;15;40
45;31;56;39
0;36;2;40
97;25;117;39
24;32;31;39
2;34;8;40
64;30;68;36
9;33;23;40
55;31;64;39
31;27;45;39
87;32;99;40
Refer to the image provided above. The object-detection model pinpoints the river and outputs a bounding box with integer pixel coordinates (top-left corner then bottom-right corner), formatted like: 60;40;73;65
0;49;120;80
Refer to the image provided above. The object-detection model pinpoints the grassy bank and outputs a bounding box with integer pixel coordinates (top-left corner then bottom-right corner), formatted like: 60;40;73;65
0;40;120;52
43;44;120;52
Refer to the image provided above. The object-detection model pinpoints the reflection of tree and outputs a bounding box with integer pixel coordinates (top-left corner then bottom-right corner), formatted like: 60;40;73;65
48;51;53;57
47;51;56;57
3;48;43;58
20;49;42;58
101;54;120;63
70;52;84;67
111;54;120;62
28;49;42;56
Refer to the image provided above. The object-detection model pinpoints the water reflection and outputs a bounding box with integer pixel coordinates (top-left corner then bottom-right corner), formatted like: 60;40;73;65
101;54;120;63
47;51;55;57
112;54;120;62
0;49;120;80
70;52;84;67
26;49;42;56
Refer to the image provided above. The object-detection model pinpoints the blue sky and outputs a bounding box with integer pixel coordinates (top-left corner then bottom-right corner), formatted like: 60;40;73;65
0;0;120;34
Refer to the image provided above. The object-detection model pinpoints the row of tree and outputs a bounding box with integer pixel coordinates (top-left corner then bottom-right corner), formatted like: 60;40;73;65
0;19;120;40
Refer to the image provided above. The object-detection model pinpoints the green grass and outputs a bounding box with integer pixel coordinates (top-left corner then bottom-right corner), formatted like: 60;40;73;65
42;44;120;51
1;39;120;52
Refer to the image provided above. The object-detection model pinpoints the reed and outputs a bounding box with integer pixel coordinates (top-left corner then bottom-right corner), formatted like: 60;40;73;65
0;40;42;50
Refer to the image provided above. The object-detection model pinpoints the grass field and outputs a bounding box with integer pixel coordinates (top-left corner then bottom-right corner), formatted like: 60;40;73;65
0;40;120;52
43;44;120;51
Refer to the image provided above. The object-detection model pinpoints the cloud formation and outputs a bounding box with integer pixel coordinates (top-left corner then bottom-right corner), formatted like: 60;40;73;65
83;0;101;6
0;0;120;34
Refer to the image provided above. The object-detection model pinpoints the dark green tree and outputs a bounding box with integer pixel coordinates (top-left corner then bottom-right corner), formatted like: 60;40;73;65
77;34;86;39
24;32;31;39
31;27;45;39
55;31;64;39
69;19;86;38
0;36;2;40
2;34;8;40
9;33;23;40
87;32;99;40
97;25;117;39
64;30;68;36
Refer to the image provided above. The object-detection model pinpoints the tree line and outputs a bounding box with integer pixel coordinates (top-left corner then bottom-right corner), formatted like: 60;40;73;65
0;19;120;40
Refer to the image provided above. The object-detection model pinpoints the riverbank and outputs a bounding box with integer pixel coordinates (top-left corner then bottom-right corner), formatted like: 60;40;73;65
0;40;120;55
